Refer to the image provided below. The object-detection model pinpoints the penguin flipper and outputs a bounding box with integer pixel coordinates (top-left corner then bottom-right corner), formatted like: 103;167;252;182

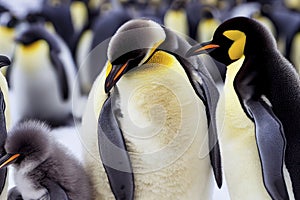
45;179;68;200
0;90;8;196
245;98;289;200
98;95;134;200
8;187;23;200
174;54;222;188
50;51;69;101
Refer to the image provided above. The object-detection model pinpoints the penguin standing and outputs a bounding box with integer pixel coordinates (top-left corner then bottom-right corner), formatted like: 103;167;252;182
187;16;300;200
0;120;93;200
0;55;11;200
79;19;222;199
9;24;82;127
163;0;189;38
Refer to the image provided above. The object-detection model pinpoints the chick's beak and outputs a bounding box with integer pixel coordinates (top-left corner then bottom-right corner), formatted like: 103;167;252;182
186;41;220;57
0;153;20;169
105;61;129;93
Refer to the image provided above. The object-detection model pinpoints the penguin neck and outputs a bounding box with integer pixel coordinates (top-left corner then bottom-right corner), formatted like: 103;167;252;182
115;50;206;155
15;41;52;72
223;55;251;126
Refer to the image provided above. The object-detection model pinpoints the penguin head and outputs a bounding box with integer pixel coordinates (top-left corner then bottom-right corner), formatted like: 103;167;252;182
0;121;52;170
105;19;166;93
187;16;276;66
15;24;60;54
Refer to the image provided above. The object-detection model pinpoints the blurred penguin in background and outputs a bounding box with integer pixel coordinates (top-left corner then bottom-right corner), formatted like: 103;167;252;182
75;0;132;95
0;4;18;59
9;24;82;127
288;25;300;73
164;0;189;38
0;120;93;200
0;55;11;200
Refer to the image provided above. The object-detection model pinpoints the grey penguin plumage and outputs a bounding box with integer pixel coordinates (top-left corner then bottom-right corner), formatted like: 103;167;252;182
187;16;300;200
0;120;93;200
80;18;222;199
9;24;82;127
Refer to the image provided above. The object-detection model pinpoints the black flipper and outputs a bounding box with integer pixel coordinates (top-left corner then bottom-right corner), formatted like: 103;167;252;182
172;54;222;188
46;179;69;200
245;98;289;200
0;90;7;196
50;51;69;101
8;187;22;200
98;95;134;200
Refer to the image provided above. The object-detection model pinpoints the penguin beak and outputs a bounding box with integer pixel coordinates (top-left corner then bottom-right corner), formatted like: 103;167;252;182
186;41;220;57
0;55;11;68
0;153;20;169
105;61;129;93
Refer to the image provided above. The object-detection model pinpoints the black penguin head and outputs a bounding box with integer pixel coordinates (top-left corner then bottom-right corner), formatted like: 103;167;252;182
15;24;60;53
104;19;166;93
0;121;52;169
187;17;276;66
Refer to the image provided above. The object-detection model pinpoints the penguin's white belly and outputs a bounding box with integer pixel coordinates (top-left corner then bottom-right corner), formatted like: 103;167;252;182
218;58;295;200
117;62;212;199
11;62;70;120
80;51;213;199
14;169;48;200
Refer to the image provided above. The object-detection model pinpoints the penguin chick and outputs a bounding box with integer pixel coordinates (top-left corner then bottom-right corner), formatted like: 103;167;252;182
0;120;93;200
10;24;82;127
187;16;300;200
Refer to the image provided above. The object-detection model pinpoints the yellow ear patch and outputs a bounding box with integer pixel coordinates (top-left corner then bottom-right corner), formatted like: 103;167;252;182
223;30;246;60
105;61;112;78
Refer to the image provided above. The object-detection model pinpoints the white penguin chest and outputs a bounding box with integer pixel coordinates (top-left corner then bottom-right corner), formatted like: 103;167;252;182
11;48;71;118
114;51;213;199
14;167;48;200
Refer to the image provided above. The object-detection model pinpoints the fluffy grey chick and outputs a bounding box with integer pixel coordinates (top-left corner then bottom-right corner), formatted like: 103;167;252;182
0;120;93;200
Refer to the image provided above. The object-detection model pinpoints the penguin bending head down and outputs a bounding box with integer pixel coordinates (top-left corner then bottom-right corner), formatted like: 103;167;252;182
80;18;222;199
187;16;300;200
0;120;93;200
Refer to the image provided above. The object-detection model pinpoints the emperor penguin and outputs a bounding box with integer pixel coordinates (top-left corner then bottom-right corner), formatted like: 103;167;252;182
187;16;300;200
0;55;11;200
9;24;82;127
79;18;222;199
0;120;93;200
0;8;18;59
163;0;189;38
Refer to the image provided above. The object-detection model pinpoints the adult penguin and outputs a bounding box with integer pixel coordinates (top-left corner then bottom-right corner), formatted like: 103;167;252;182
79;18;222;199
163;0;189;38
9;24;82;127
187;16;300;200
0;55;11;200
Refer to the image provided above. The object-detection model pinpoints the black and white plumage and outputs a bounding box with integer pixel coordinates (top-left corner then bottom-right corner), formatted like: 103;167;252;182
0;55;11;200
0;120;93;200
80;18;222;199
9;24;82;127
187;16;300;200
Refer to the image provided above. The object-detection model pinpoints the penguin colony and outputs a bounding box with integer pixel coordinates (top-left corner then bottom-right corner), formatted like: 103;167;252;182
0;0;297;200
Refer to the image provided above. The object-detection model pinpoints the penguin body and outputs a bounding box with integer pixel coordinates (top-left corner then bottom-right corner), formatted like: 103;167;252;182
10;24;81;127
163;0;189;38
0;120;93;200
187;16;300;200
80;19;222;199
0;55;11;200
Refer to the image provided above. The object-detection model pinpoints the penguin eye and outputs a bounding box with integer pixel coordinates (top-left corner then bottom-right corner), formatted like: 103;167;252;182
112;49;148;66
